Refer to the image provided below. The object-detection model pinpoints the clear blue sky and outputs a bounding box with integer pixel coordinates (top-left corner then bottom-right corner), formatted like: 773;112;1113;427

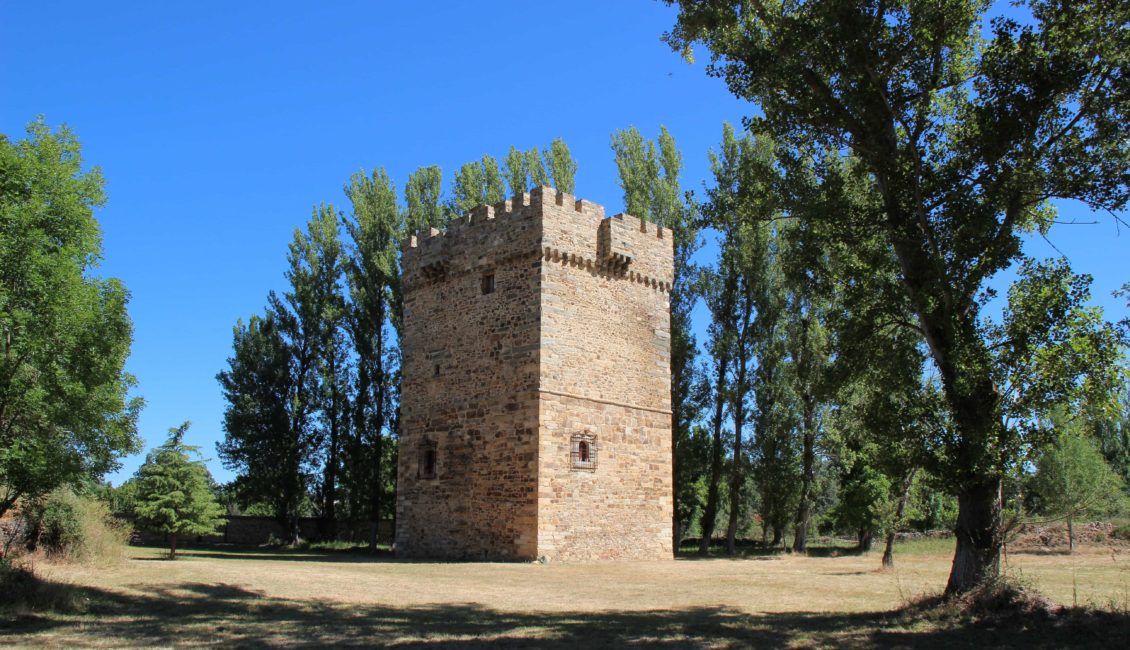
2;2;1125;485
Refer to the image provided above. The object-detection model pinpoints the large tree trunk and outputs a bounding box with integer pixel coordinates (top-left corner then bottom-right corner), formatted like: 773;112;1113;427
882;210;1004;595
699;355;729;556
945;479;1002;594
859;528;873;551
169;532;178;560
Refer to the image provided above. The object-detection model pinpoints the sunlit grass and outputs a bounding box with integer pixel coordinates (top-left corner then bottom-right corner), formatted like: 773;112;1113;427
3;538;1127;647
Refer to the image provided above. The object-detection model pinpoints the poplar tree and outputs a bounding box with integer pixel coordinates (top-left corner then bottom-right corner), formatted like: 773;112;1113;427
301;205;350;536
526;148;549;188
503;145;530;195
450;155;506;215
405;166;444;233
664;0;1130;593
543;138;577;194
343;168;403;547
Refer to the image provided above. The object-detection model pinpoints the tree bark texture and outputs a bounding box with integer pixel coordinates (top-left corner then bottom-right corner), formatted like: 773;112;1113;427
945;479;1003;594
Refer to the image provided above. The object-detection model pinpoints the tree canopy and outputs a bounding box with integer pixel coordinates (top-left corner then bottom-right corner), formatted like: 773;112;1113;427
663;0;1129;593
0;119;142;519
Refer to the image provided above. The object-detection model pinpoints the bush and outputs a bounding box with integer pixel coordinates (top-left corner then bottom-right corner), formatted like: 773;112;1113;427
23;488;129;564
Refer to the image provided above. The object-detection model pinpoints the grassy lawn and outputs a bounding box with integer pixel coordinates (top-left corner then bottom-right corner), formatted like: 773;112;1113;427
2;539;1128;647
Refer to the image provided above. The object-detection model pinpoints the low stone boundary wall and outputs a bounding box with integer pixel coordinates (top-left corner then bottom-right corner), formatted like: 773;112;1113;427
128;515;393;547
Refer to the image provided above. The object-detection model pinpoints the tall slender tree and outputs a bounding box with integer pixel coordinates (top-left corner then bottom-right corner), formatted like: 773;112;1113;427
405;166;444;233
503;146;530;196
343;168;403;547
527;148;549;188
301;205;350;537
544;138;577;193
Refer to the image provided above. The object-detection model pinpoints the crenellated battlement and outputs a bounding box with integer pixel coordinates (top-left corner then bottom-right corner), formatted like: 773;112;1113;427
401;186;667;250
402;187;673;290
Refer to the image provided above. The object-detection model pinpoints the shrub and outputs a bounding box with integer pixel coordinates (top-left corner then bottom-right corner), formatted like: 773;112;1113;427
23;488;129;564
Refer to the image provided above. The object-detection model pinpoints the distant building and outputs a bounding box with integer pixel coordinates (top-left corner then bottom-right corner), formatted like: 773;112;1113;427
396;186;673;561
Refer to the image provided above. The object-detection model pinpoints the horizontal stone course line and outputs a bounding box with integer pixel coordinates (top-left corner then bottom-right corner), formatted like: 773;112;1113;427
538;387;672;416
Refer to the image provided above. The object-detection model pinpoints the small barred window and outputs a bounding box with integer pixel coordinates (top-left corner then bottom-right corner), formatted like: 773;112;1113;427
571;433;597;470
481;273;495;295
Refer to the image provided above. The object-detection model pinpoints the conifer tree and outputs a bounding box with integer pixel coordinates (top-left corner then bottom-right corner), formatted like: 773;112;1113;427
135;422;225;559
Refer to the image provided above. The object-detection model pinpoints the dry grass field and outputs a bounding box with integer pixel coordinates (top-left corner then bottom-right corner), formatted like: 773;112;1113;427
2;538;1128;648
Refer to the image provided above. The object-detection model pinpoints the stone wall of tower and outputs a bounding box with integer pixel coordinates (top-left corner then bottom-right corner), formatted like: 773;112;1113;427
396;195;544;560
396;186;674;562
536;190;674;561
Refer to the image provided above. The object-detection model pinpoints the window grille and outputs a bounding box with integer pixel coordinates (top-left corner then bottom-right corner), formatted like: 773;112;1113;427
570;433;597;470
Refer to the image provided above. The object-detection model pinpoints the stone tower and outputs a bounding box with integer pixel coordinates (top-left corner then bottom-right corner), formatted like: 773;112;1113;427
395;186;673;561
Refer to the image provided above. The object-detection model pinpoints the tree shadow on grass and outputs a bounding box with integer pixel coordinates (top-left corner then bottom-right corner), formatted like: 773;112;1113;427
4;577;1128;648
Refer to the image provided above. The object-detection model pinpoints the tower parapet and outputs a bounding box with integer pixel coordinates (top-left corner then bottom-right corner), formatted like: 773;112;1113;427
395;186;674;561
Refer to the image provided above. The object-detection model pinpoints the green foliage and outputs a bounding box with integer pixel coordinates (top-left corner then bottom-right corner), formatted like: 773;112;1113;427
908;475;959;533
135;423;225;558
102;478;140;518
29;490;83;555
543;138;577;194
404;166;444;232
0;119;142;518
1090;388;1130;486
449;155;508;216
22;486;129;564
503;146;529;196
1029;431;1126;524
665;0;1130;592
342;168;402;538
217;312;311;542
526;147;549;188
833;460;891;541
